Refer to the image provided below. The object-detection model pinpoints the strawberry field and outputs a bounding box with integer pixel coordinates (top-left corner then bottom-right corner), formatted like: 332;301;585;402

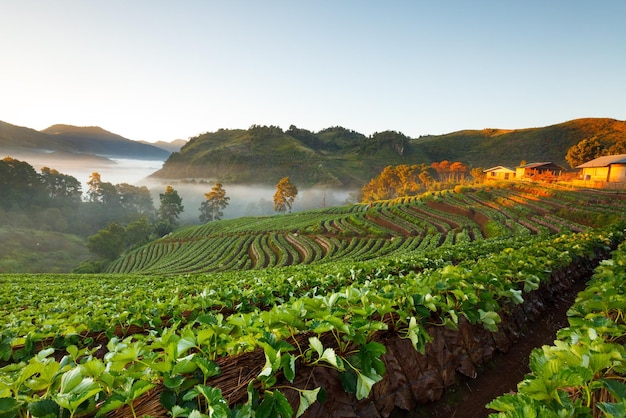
1;183;626;417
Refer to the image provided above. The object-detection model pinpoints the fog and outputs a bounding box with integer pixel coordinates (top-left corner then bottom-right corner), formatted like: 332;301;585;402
22;156;357;223
144;180;355;223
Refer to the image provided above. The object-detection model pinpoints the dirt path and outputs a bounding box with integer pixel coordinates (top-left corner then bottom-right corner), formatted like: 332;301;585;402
393;274;589;418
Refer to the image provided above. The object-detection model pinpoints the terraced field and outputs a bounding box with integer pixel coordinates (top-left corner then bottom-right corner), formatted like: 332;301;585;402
2;182;626;418
107;183;625;275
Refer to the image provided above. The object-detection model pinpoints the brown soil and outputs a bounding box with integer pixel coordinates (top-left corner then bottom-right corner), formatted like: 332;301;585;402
392;273;589;418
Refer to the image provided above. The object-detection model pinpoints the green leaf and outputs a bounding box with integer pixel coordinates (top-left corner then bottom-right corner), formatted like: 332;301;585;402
319;347;343;370
95;394;126;416
281;354;296;383
308;337;323;357
159;388;177;410
173;354;199;375
194;357;221;381
602;379;626;402
355;370;382;400
296;388;320;418
27;399;60;418
0;398;21;418
129;379;155;400
597;401;626;418
273;390;293;418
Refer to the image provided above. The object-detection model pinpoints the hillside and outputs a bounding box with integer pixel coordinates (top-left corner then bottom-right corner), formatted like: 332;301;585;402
3;183;626;417
140;138;187;153
415;117;626;168
0;227;90;273
0;120;170;161
151;118;626;187
107;183;626;275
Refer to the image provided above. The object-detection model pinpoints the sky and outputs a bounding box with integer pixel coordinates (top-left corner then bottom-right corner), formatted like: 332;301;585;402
1;1;625;143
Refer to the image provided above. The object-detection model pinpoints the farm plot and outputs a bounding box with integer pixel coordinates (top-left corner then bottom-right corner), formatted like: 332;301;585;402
107;185;625;275
1;219;625;417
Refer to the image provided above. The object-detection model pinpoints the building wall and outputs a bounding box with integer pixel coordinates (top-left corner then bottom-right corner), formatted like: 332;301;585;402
486;171;515;180
608;164;626;182
581;167;610;181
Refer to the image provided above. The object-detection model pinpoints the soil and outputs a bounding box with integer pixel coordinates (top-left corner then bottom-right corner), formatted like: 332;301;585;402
391;273;589;418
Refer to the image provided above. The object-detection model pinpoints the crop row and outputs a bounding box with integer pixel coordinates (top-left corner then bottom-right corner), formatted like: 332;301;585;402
487;239;626;417
106;185;625;275
1;222;624;417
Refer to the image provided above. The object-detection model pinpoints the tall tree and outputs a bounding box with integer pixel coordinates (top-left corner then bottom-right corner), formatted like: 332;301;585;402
116;183;154;214
40;167;82;204
565;138;605;168
273;177;298;213
86;172;117;205
157;185;184;235
86;222;127;261
199;182;230;222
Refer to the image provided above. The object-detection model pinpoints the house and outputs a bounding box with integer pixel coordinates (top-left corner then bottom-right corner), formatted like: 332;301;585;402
515;162;565;180
483;166;516;181
576;154;626;183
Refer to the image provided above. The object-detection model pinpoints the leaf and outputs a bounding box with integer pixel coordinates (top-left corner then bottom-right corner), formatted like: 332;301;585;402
95;394;126;416
173;354;198;375
194;357;221;381
273;390;293;418
601;379;626;402
27;399;60;418
296;388;320;418
308;336;323;357
355;370;383;400
281;353;296;383
597;401;626;418
59;367;84;393
0;398;21;417
159;389;177;410
129;379;155;400
319;347;343;370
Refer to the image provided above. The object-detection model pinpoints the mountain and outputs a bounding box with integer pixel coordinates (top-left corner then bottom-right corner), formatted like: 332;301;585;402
0;121;170;161
40;124;170;160
150;125;426;187
140;139;187;153
150;118;626;187
413;118;626;168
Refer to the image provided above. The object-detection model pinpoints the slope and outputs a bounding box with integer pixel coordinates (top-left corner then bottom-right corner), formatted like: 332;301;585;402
151;118;626;186
0;120;170;161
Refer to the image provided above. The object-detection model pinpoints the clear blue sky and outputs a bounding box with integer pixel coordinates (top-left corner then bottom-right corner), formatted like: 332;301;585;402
1;1;625;142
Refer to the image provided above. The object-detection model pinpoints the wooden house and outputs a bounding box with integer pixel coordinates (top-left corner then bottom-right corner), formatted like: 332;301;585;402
575;154;626;186
515;162;565;179
484;166;516;180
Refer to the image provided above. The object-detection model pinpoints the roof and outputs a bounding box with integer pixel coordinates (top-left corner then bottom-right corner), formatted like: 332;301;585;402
483;166;515;173
576;154;626;168
517;162;553;169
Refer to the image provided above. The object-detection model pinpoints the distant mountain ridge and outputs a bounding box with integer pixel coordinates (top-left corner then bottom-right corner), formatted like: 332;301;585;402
151;118;626;187
2;118;626;187
0;121;170;161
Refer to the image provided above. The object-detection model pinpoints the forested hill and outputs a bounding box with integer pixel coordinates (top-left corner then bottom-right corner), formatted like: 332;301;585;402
0;121;170;160
151;118;626;187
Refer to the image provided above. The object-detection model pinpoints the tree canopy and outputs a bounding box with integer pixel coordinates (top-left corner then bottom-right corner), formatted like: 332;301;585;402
199;182;230;222
273;177;298;213
157;185;184;235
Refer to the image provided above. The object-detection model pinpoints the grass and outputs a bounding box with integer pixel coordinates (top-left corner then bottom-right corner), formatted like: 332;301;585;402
0;227;90;273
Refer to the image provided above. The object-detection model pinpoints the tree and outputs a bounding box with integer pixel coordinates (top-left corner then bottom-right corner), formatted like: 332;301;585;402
86;172;117;205
87;222;127;261
0;157;46;209
40;167;82;205
273;177;298;213
199;182;230;222
116;183;154;214
565;138;605;168
157;185;184;234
